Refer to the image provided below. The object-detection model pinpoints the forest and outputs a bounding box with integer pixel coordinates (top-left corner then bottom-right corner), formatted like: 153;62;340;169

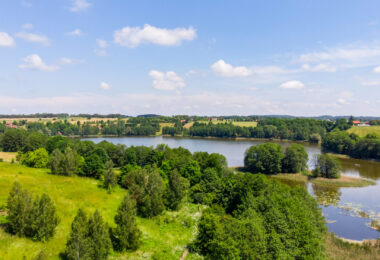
0;128;327;259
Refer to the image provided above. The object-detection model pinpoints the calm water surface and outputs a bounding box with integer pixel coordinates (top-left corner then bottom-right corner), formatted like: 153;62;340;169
84;136;380;241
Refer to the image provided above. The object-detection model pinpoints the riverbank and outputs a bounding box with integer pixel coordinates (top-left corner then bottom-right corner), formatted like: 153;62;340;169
326;232;380;260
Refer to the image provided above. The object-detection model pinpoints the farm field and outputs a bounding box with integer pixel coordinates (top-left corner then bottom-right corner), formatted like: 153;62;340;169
347;126;380;137
0;162;201;260
1;117;124;125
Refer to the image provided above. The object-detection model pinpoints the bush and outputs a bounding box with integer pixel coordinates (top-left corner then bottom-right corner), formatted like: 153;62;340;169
312;154;340;178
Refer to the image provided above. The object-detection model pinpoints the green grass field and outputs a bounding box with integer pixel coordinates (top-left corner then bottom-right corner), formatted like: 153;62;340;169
0;162;202;259
347;126;380;137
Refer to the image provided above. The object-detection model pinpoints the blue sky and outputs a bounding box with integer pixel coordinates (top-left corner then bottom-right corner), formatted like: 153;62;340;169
1;0;380;116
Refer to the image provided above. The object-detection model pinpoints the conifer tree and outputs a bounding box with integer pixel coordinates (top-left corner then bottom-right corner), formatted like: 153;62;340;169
87;210;112;260
111;193;141;251
165;169;190;210
65;209;92;260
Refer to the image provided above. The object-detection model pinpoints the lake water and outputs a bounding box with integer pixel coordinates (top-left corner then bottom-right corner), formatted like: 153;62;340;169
83;136;380;241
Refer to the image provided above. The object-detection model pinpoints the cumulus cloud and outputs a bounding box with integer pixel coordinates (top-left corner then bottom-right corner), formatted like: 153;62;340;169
373;66;380;73
22;23;34;30
362;80;380;86
114;24;196;48
14;31;50;46
19;54;59;71
279;80;305;89
100;81;111;90
149;70;185;91
211;59;293;78
67;29;83;36
0;32;14;47
69;0;91;12
211;60;252;77
337;98;349;105
301;63;337;72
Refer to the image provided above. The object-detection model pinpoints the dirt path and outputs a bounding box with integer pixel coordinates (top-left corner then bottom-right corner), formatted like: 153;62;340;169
180;249;189;260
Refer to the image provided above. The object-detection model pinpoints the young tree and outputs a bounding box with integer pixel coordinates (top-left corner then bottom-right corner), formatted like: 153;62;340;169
49;149;66;175
6;182;33;236
281;144;308;173
65;147;83;176
88;210;112;260
27;194;59;241
165;169;190;210
111;194;141;251
65;209;92;260
244;143;283;174
103;160;117;191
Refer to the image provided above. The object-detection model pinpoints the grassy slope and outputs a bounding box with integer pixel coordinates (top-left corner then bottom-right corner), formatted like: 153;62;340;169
347;126;380;137
0;162;202;260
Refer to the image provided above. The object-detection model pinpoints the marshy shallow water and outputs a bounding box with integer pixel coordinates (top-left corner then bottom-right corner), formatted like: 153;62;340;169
83;136;380;241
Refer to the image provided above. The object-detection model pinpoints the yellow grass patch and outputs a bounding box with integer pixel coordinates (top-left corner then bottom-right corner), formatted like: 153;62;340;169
0;152;16;162
347;126;380;137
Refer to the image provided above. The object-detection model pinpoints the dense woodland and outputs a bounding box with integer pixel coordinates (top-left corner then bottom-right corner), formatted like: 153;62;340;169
0;128;327;259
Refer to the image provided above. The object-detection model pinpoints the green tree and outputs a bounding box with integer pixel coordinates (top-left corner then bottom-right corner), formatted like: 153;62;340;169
165;169;190;210
6;182;33;236
65;209;92;260
103;160;117;191
244;143;283;174
49;149;66;175
312;154;340;178
88;210;112;260
83;153;104;178
27;194;59;241
281;144;308;173
111;193;141;251
20;148;49;168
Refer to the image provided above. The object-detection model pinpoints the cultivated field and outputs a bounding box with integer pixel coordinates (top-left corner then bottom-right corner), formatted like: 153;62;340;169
0;162;201;259
347;126;380;137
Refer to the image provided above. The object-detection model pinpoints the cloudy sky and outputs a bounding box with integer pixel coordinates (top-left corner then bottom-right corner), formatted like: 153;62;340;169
1;0;380;116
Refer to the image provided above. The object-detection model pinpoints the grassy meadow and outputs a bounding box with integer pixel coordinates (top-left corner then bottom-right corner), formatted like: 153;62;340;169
0;162;202;259
347;126;380;137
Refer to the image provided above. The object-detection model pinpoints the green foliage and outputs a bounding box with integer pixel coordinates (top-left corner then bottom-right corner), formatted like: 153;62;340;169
20;148;49;168
312;154;341;178
88;210;112;260
282;143;309;173
83;153;104;178
193;174;326;259
49;148;84;176
165;170;190;210
6;182;59;241
123;168;165;217
244;143;283;174
103;160;117;191
65;209;92;260
111;193;141;251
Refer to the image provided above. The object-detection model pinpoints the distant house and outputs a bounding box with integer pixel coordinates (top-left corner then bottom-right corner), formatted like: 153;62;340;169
5;122;17;128
352;120;361;125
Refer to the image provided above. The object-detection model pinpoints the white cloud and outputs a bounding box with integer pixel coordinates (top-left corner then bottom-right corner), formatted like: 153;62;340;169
211;60;252;77
114;24;196;48
94;49;107;56
69;0;91;12
302;63;337;72
298;44;380;69
373;66;380;73
149;70;185;91
279;80;305;89
14;31;50;46
100;81;111;90
22;23;34;30
337;98;349;105
19;54;59;72
362;80;380;86
97;39;108;48
67;29;83;36
0;32;15;47
59;58;84;65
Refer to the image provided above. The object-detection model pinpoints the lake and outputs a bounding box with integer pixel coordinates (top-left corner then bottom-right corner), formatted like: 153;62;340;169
83;136;380;241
